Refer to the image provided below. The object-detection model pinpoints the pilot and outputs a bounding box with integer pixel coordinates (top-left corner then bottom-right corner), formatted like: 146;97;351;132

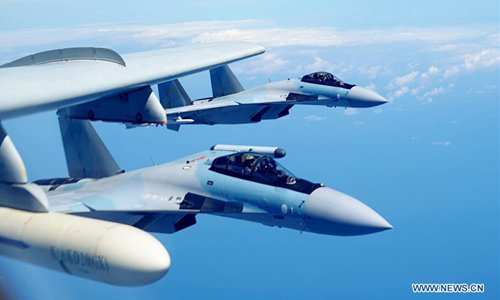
258;158;279;183
262;158;276;174
227;154;242;174
312;72;322;84
323;73;334;85
241;154;255;175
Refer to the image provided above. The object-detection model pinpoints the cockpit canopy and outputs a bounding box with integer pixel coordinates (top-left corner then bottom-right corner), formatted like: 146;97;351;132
210;152;322;194
301;72;355;89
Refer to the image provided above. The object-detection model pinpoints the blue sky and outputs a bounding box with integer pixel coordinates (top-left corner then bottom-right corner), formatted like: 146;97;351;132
0;1;498;299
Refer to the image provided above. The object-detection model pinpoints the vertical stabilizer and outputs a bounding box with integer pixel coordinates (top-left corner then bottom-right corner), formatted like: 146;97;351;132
210;65;244;97
58;110;123;178
158;79;192;109
0;122;27;184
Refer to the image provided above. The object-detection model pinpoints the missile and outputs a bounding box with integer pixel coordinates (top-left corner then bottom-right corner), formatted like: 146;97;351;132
210;144;287;158
0;207;170;286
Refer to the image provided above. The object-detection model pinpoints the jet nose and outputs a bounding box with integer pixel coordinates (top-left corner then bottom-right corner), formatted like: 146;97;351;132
303;187;392;236
347;86;387;107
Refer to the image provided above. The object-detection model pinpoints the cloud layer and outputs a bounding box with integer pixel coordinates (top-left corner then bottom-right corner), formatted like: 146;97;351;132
1;19;497;105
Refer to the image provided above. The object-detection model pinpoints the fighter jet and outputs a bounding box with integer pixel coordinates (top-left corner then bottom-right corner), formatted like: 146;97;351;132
0;111;391;286
0;44;387;131
157;69;388;131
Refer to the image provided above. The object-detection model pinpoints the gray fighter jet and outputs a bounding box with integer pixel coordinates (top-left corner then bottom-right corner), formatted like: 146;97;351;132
158;69;387;131
0;111;391;286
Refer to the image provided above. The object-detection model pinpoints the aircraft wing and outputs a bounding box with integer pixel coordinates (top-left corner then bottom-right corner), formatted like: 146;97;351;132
165;88;296;125
0;42;265;119
43;174;265;233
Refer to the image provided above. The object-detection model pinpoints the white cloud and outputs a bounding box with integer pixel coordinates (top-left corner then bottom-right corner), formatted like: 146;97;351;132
466;83;497;95
421;87;446;102
389;86;409;100
394;71;420;86
304;114;326;121
440;49;500;79
1;20;497;105
418;83;455;103
388;71;421;100
421;66;440;79
443;65;460;78
358;65;383;79
432;140;451;147
306;57;333;72
430;44;460;52
234;53;289;75
463;48;500;70
0;21;497;55
387;53;480;102
343;108;359;116
364;83;377;91
291;56;336;75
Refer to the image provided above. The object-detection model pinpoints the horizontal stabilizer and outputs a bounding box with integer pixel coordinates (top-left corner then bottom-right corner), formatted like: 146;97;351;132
58;110;123;178
210;65;244;97
135;213;197;233
261;104;294;120
166;124;180;131
158;79;192;109
250;106;271;122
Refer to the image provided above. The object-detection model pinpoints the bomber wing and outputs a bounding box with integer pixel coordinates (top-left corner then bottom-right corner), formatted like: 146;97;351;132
0;42;264;119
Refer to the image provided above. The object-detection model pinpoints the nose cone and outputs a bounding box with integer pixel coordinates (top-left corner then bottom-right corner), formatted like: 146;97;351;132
102;226;171;286
347;86;387;107
303;187;392;236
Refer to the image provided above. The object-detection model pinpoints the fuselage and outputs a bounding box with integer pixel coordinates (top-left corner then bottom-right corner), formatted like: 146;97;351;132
165;75;387;126
41;149;392;236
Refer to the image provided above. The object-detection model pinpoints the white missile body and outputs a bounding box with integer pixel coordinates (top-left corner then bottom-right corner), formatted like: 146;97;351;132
0;208;170;286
